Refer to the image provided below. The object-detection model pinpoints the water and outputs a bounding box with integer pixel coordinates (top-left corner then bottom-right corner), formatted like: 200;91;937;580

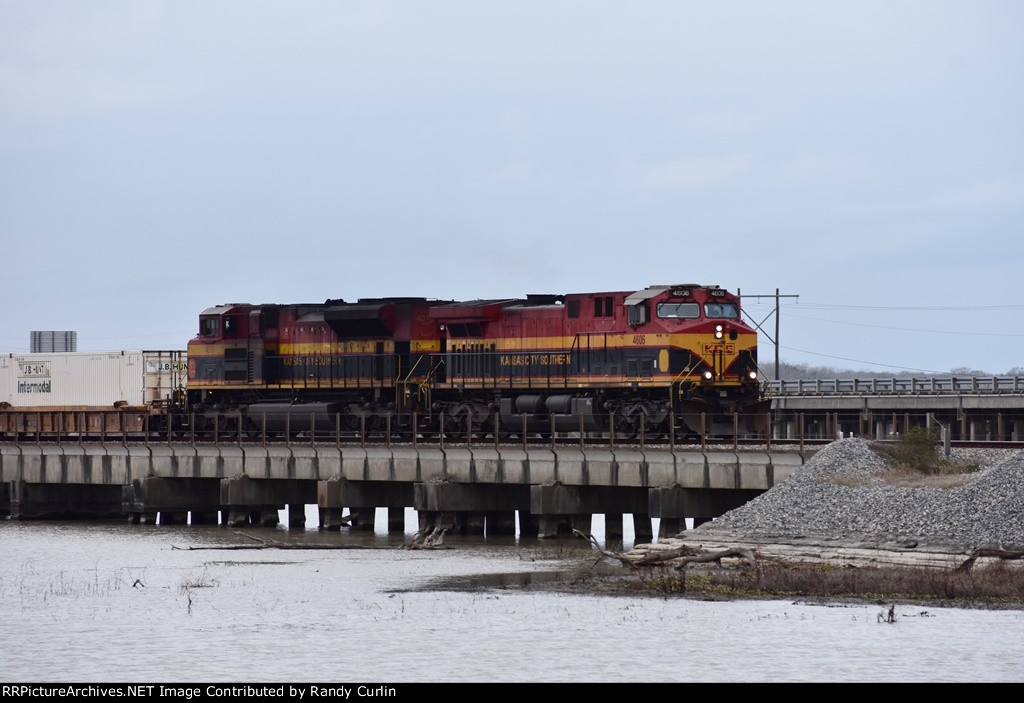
2;512;1022;683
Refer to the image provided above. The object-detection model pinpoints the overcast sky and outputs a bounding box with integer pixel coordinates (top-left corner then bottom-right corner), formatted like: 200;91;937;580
2;1;1022;375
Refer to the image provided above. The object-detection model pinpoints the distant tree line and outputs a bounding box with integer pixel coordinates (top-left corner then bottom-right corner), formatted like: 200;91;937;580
768;362;1024;381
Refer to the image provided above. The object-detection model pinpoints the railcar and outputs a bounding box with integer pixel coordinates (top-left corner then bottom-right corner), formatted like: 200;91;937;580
0;350;186;437
186;284;765;437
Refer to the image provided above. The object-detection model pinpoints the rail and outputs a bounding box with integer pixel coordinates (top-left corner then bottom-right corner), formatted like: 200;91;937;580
769;376;1024;396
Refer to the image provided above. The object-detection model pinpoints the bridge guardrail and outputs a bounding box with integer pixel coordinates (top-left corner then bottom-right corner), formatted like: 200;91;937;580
769;376;1024;396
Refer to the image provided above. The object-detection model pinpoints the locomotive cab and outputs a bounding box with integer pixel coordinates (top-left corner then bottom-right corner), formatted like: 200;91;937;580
651;285;759;401
187;303;270;406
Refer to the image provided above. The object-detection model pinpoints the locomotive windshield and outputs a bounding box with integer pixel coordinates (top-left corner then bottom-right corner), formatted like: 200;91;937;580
656;302;700;319
704;302;739;318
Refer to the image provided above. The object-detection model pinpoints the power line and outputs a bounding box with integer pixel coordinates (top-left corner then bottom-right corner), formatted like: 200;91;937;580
780;345;947;374
751;302;1024;312
780;313;1024;337
738;288;799;381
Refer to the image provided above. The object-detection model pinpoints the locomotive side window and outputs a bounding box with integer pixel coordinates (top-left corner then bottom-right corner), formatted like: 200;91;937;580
568;300;580;318
263;307;279;328
594;296;613;317
604;297;613;317
446;323;483;338
200;317;218;337
656;302;700;319
224;316;243;339
704;303;739;319
627;303;649;326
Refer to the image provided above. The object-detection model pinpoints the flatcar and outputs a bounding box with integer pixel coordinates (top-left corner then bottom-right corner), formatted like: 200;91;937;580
186;284;765;437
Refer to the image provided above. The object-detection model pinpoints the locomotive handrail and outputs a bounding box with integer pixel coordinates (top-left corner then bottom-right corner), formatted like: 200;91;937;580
671;362;703;386
755;363;774;399
396;354;425;403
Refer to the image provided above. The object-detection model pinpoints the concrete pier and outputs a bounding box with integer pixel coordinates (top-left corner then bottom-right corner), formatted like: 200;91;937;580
10;479;122;520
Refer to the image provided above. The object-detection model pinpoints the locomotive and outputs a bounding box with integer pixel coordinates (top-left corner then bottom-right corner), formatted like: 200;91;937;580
186;284;765;437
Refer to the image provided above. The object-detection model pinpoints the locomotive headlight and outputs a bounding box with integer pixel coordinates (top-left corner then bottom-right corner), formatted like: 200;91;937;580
714;325;724;339
703;371;713;380
748;371;758;380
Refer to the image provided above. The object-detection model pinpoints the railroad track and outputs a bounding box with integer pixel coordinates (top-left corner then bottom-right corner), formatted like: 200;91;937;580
2;430;1019;450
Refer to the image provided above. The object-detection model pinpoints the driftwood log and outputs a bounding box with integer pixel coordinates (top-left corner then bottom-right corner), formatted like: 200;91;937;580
955;548;1024;572
171;530;384;551
575;530;758;570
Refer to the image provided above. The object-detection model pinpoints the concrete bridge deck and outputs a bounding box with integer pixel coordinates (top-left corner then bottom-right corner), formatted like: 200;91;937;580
0;443;811;541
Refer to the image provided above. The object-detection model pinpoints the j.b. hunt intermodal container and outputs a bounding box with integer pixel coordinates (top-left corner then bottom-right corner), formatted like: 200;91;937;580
0;350;185;409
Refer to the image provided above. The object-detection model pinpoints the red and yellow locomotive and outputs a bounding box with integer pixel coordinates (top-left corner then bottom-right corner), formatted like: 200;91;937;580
186;284;764;436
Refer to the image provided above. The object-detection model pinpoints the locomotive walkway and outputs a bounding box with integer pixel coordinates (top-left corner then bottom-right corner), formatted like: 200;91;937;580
0;443;808;540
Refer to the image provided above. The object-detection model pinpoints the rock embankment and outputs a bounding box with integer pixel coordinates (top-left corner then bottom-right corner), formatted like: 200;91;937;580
640;438;1024;567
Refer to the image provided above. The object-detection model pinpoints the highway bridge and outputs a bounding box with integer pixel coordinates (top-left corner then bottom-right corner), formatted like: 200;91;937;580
768;376;1024;442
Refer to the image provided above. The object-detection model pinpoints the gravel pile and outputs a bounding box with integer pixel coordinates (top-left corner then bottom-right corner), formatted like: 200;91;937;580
686;438;1024;552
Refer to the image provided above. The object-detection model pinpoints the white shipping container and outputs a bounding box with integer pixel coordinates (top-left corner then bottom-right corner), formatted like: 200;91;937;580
0;351;186;409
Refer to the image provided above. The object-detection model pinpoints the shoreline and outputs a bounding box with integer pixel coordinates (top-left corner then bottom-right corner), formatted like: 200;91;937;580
517;536;1024;611
633;529;983;570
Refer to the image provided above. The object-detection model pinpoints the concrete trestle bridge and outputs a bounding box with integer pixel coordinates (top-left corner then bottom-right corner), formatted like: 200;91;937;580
0;442;807;539
2;375;1022;532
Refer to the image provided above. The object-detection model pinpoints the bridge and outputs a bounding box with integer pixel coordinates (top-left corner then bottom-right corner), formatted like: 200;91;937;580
3;375;1022;533
768;376;1024;442
0;442;808;540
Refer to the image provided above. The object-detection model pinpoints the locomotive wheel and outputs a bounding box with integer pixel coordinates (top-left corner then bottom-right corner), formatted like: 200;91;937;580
221;415;248;441
493;418;513;442
614;414;643;442
193;415;216;442
389;419;414;441
650;420;671;443
475;412;510;442
445;406;476;441
365;415;385;437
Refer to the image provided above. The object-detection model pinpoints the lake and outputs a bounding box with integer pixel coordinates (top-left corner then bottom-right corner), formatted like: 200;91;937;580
1;510;1021;683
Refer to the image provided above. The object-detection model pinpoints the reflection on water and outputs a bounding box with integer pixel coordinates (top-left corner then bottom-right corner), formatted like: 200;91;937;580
1;513;1022;683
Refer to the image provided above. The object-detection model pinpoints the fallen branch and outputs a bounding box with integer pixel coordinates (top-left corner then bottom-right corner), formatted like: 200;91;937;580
572;529;758;570
955;548;1024;572
632;545;757;569
172;543;384;550
233;530;271;545
632;545;704;566
171;531;386;551
670;547;758;570
404;526;450;549
574;530;639;568
173;544;264;551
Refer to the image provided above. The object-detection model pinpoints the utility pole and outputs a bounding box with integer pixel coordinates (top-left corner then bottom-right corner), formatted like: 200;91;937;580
737;288;799;381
